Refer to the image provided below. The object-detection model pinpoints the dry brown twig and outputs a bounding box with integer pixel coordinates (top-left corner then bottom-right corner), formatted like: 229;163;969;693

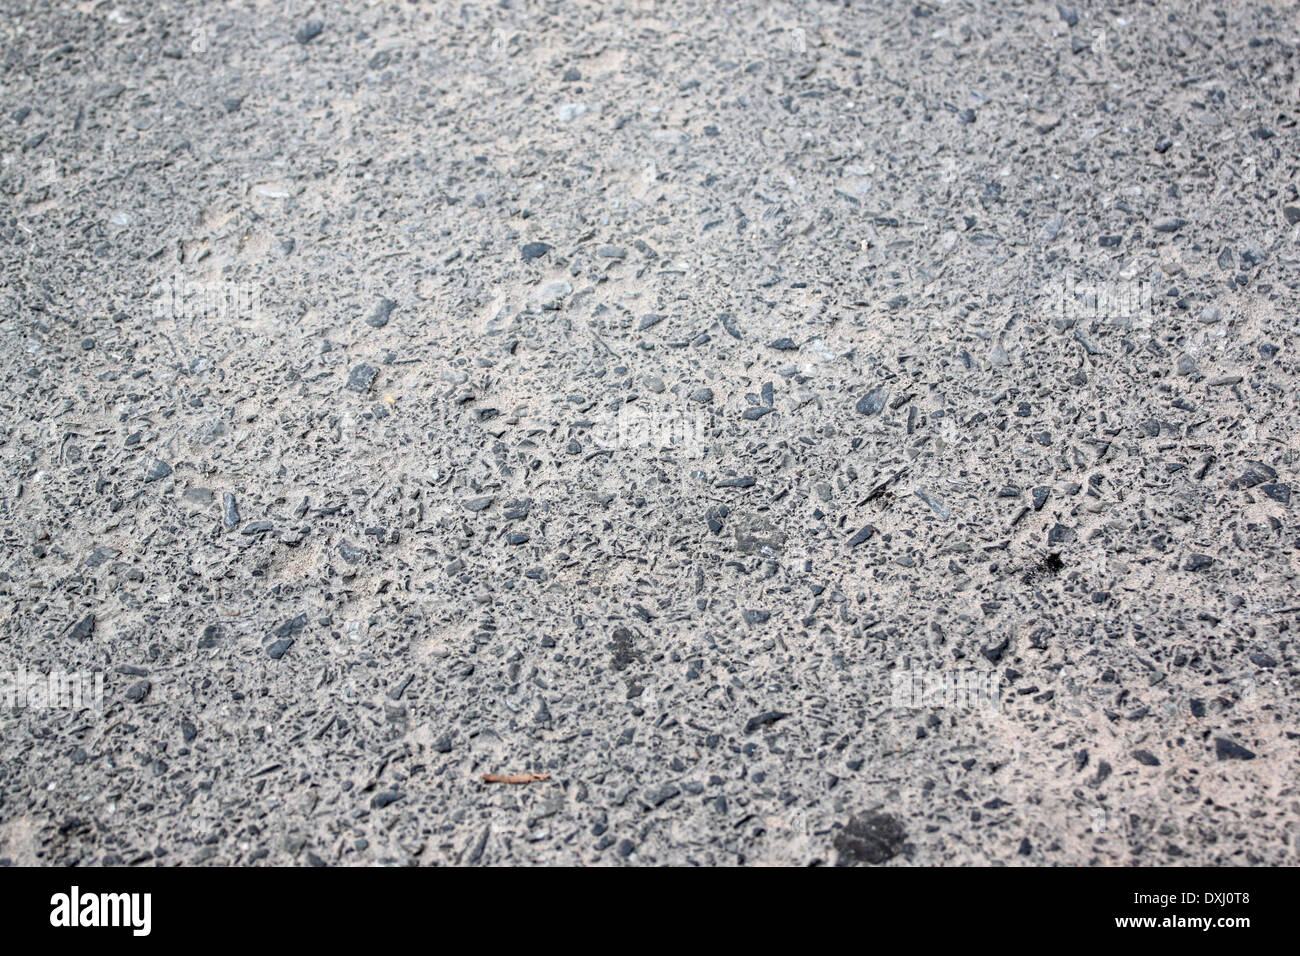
481;772;550;784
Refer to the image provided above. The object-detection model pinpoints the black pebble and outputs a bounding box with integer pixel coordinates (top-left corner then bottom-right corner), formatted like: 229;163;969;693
833;810;908;865
1214;738;1255;761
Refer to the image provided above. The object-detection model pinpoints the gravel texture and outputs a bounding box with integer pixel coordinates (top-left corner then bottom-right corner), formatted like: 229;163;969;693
1;1;1299;866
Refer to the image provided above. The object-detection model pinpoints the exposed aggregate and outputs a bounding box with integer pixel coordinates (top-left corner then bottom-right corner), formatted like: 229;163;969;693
1;0;1298;865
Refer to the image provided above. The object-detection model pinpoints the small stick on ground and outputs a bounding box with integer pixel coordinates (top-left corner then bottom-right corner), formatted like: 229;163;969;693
481;772;550;784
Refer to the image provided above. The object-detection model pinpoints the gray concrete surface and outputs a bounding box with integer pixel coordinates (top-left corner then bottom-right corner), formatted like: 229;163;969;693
1;0;1298;866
